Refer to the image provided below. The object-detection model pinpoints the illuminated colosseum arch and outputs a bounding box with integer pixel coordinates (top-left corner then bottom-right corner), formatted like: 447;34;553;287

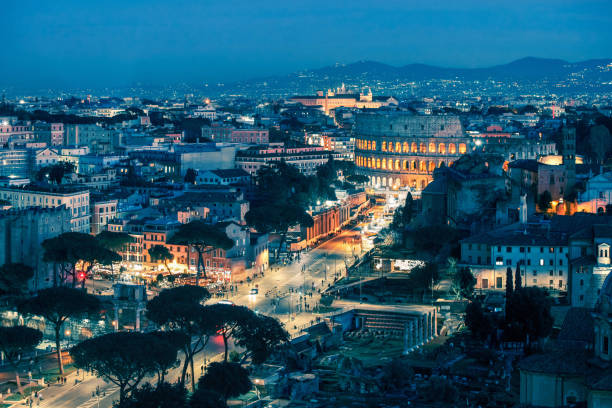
367;140;371;150
381;158;387;169
429;142;436;153
411;142;418;153
403;142;409;153
395;142;401;153
428;161;436;172
388;142;394;152
419;161;426;172
382;141;386;151
438;143;446;154
395;159;400;170
402;160;408;170
420;142;426;153
420;180;427;189
372;141;376;151
412;160;418;171
459;143;467;154
449;143;456;154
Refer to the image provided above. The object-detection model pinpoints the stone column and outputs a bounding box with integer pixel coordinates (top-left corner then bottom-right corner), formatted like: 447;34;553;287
403;322;409;355
409;320;414;349
135;308;141;332
114;305;119;332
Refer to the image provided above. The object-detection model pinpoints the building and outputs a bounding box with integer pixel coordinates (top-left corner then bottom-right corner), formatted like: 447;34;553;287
508;159;569;202
0;149;29;178
65;124;113;154
290;87;398;116
128;143;239;178
460;215;612;301
33;122;64;146
0;206;72;291
195;168;251;186
519;279;612;407
578;172;612;214
235;144;333;176
90;197;118;235
202;124;269;144
172;190;250;224
354;112;471;190
0;119;34;147
0;185;90;232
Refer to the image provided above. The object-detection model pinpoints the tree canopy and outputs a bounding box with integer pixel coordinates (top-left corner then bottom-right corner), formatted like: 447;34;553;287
170;221;233;284
505;287;553;342
197;362;252;403
71;332;177;403
0;326;43;393
113;383;187;408
233;314;288;364
146;286;214;389
0;263;34;298
19;287;100;375
148;245;174;274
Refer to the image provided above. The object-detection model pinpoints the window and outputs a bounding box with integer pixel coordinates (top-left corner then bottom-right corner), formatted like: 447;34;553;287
506;247;512;253
506;259;512;266
496;277;502;288
604;336;609;355
520;247;525;253
559;280;563;288
482;279;488;289
539;259;545;266
550;259;554;266
580;279;584;286
549;270;554;276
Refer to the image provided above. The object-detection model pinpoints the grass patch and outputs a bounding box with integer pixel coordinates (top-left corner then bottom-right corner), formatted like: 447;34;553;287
312;305;340;314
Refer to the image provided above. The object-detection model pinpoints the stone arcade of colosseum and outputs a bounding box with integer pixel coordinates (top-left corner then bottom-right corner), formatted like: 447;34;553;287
354;112;471;190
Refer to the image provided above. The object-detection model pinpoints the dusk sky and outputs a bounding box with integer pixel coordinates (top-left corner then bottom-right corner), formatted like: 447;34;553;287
2;0;611;89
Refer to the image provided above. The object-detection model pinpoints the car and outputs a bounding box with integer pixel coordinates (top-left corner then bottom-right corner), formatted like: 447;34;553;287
249;288;259;295
217;300;234;305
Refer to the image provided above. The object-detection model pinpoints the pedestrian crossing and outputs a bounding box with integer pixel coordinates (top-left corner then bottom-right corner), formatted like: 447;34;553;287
77;385;119;408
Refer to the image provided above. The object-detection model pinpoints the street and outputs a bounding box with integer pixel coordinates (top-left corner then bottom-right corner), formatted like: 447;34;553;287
17;225;363;407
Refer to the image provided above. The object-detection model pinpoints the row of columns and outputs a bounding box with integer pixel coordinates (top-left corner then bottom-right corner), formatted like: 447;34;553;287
403;310;437;354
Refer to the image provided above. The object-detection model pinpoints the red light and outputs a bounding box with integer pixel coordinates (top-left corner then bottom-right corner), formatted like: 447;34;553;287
78;272;86;280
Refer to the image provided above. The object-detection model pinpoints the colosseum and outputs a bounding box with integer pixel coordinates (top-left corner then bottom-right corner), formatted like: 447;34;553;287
354;112;471;190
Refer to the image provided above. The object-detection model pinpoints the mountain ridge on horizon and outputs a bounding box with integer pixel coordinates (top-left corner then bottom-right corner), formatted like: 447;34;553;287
236;56;612;88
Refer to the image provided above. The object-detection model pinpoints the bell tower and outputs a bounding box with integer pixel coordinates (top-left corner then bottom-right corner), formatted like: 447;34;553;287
562;126;576;193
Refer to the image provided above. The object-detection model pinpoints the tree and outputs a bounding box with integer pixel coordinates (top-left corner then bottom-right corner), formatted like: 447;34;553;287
204;304;253;362
197;362;252;404
0;263;34;299
146;286;215;389
184;168;197;184
71;332;177;403
450;266;476;300
148;245;174;275
345;174;369;184
170;221;234;285
37;161;75;185
96;231;133;277
246;204;313;262
114;383;187;408
0;326;42;394
406;263;440;297
97;231;132;252
189;389;228;408
43;232;119;287
379;358;414;392
505;267;514;321
515;263;522;290
537;191;552;212
465;301;492;341
587;124;612;164
505;287;553;344
19;287;100;376
233;314;288;364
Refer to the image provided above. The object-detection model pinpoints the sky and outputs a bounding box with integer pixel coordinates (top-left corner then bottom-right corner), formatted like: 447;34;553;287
1;0;611;89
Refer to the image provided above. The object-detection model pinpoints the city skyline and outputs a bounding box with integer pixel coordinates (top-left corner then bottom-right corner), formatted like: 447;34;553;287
2;0;612;89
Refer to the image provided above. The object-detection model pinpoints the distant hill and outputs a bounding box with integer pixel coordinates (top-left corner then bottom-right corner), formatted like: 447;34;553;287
307;57;612;81
229;57;612;95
